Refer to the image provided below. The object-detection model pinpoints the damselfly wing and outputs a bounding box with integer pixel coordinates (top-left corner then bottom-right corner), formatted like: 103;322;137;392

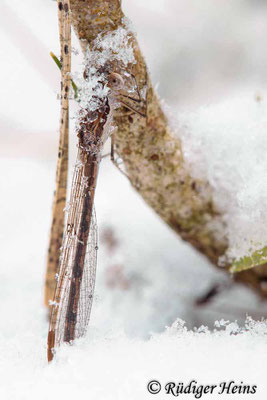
48;100;110;362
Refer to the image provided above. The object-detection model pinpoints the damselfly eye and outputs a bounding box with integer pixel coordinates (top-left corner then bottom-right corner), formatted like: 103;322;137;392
83;70;88;80
108;72;124;90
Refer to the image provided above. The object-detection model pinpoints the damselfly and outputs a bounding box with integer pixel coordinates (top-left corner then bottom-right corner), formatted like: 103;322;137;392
48;98;110;361
47;4;146;360
47;66;145;361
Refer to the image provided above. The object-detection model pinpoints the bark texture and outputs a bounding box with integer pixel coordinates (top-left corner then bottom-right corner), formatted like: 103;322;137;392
69;0;267;298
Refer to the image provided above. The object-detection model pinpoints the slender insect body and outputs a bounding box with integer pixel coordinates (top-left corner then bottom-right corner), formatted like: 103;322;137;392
47;19;148;361
48;93;111;360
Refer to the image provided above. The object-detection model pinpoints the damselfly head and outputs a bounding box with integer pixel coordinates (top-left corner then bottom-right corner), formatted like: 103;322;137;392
108;72;124;91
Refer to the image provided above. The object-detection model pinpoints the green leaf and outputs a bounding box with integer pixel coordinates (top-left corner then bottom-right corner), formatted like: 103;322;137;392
230;246;267;273
50;51;79;99
50;51;62;70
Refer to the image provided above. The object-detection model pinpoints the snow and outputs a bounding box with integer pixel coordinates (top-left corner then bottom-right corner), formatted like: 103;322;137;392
0;157;266;399
93;25;136;67
178;92;267;263
73;25;135;130
18;318;267;400
1;0;267;397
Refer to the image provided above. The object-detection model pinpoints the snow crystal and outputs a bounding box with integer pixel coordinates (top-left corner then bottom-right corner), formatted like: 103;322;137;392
48;300;59;307
72;26;136;128
73;67;109;114
92;26;136;67
178;91;267;263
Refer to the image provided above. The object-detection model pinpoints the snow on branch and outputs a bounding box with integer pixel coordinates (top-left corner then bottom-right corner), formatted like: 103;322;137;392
69;0;267;298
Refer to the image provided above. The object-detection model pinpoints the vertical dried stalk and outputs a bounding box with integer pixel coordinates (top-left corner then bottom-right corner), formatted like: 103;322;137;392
44;0;71;307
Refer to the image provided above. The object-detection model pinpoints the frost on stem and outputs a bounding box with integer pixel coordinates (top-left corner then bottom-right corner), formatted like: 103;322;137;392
89;26;135;67
73;25;140;144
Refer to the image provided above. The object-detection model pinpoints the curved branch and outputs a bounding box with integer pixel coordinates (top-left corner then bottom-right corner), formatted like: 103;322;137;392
69;0;267;298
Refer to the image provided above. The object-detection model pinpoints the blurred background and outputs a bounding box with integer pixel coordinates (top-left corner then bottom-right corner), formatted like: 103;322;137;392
1;0;267;341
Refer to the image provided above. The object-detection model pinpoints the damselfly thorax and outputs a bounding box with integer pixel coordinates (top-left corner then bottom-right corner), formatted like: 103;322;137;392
84;61;147;118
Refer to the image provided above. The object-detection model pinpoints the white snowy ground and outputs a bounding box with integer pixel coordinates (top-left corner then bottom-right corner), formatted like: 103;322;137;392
1;0;267;399
1;157;267;399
